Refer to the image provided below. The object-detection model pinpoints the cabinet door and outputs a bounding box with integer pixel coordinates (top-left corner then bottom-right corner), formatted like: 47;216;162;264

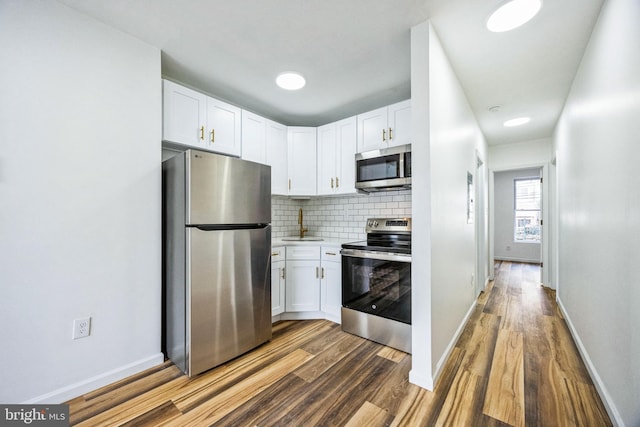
321;247;342;320
357;106;387;152
241;110;267;164
321;260;342;320
162;80;207;148
206;98;241;156
271;260;285;316
335;116;357;194
285;260;320;312
266;120;288;195
387;100;411;148
316;122;337;195
287;127;317;196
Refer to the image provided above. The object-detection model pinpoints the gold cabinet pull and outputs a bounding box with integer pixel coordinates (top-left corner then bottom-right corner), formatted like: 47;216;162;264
281;268;285;279
331;178;334;188
382;128;386;141
336;177;339;188
389;127;393;140
288;179;291;190
325;252;337;256
316;266;319;278
200;126;204;140
210;129;215;143
321;267;325;279
271;252;280;257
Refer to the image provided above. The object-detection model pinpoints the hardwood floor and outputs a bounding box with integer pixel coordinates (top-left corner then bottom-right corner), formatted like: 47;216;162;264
67;262;612;426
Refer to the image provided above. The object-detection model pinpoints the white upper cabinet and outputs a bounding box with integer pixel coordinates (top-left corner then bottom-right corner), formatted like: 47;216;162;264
287;127;317;196
241;110;267;164
241;111;288;195
357;99;411;152
266;119;288;196
162;79;241;157
162;80;207;149
387;100;412;148
357;106;387;152
317;122;337;195
206;97;241;157
317;116;356;195
336;117;357;194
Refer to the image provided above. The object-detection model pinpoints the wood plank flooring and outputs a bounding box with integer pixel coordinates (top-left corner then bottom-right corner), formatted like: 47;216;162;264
67;262;612;426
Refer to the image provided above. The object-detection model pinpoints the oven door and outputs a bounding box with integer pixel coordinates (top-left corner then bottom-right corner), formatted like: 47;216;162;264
341;249;411;324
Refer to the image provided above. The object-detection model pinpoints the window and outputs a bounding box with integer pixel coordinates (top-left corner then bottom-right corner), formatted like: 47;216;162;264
514;178;541;242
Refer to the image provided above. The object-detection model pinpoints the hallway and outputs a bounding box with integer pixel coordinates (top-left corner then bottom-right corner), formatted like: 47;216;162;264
67;262;612;426
441;261;612;425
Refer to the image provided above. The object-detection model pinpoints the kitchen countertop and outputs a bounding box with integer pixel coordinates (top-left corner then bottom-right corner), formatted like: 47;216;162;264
272;237;353;247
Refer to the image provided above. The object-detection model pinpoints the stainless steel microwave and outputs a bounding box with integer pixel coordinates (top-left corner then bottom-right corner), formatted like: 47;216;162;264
355;144;411;193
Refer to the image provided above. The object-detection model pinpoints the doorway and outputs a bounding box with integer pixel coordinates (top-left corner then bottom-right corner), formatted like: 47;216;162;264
489;165;550;286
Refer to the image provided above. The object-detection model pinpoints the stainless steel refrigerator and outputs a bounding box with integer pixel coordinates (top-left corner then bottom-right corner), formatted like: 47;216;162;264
163;149;272;377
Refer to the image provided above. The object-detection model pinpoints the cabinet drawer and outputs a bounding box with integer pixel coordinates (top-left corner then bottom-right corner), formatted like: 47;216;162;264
286;246;321;260
271;246;285;262
321;247;341;262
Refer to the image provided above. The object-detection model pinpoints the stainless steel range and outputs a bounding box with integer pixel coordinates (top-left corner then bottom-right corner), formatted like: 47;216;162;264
341;218;411;353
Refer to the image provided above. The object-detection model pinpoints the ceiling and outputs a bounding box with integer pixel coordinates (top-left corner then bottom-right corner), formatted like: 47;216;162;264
58;0;603;145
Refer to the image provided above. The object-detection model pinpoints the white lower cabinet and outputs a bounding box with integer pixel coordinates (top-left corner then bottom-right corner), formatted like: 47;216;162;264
277;244;341;322
320;246;342;321
285;246;321;312
271;247;285;316
285;260;321;312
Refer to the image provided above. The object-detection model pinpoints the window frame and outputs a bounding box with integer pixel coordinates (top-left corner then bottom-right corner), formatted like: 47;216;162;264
513;177;541;243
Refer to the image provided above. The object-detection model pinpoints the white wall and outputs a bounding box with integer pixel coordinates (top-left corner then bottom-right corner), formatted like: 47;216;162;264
488;138;552;170
410;21;488;389
409;21;433;389
0;0;163;403
553;0;640;425
427;22;488;383
494;168;541;263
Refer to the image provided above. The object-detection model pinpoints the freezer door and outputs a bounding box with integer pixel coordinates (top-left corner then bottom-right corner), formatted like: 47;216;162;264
187;150;271;225
187;226;272;376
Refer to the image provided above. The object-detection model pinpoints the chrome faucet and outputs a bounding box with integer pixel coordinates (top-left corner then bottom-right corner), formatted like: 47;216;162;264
298;208;308;238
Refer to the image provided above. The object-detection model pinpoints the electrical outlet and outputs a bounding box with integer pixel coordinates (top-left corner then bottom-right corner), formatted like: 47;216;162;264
73;317;91;340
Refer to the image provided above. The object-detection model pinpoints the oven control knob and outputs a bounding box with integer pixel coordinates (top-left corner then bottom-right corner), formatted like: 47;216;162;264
368;220;378;228
372;304;377;310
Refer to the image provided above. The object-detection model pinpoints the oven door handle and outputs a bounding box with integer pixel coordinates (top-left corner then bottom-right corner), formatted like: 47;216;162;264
340;248;411;262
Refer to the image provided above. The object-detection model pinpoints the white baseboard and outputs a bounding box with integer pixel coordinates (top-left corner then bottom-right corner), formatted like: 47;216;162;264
556;298;624;427
432;300;476;386
409;369;434;391
277;311;341;323
23;352;165;404
494;256;541;264
409;299;476;393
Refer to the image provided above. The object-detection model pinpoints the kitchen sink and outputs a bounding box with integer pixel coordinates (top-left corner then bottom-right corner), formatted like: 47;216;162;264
281;237;324;241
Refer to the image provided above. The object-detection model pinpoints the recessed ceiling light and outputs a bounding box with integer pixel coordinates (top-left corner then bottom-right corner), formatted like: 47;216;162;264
487;0;542;32
504;117;531;127
276;72;306;90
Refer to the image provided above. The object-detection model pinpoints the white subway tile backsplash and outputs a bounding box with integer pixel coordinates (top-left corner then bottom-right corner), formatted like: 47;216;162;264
272;190;412;241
